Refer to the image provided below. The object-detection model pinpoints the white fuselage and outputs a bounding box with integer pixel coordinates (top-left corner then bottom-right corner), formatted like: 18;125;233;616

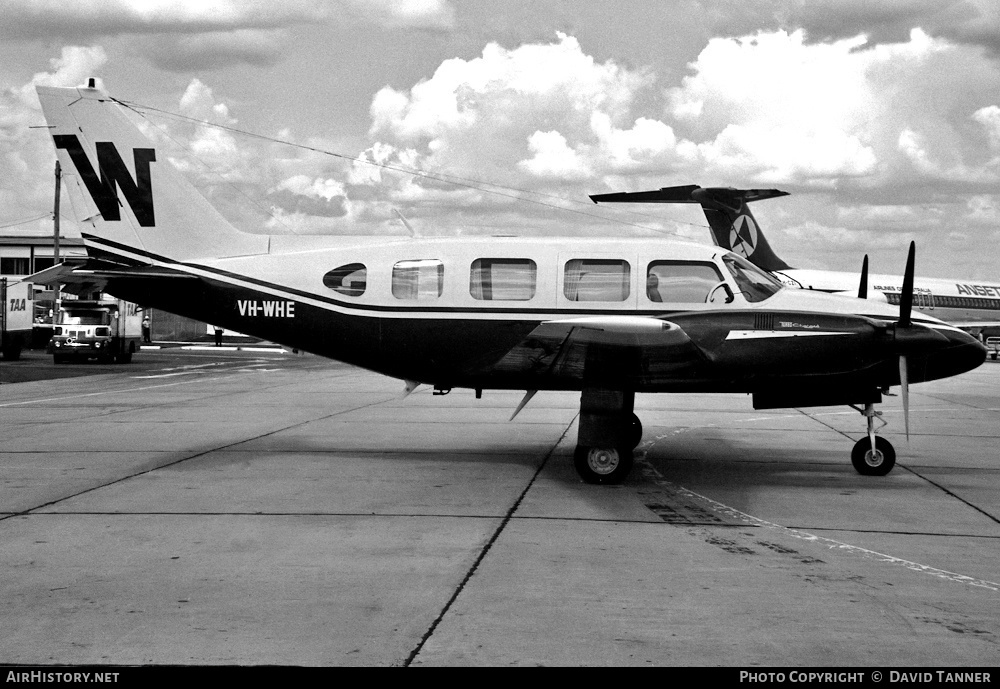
773;267;1000;331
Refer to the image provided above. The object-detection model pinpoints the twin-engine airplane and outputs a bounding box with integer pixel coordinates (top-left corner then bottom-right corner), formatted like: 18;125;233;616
34;83;986;484
591;185;1000;338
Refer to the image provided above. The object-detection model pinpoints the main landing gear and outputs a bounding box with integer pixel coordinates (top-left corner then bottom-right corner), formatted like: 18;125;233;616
573;389;642;484
849;402;896;476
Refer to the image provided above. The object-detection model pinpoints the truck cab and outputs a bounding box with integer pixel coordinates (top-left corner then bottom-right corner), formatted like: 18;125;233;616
49;298;141;364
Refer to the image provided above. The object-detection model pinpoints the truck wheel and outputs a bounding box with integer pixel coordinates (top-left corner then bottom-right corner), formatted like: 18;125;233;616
53;354;68;364
120;348;133;364
2;343;21;361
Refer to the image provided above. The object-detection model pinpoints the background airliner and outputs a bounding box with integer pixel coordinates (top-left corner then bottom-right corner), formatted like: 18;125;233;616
591;185;1000;342
32;83;985;485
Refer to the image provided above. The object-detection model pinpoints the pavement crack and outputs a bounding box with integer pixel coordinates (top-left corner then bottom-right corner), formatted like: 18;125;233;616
404;413;577;666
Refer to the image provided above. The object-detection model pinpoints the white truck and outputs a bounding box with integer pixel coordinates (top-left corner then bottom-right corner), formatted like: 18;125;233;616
1;278;33;360
49;296;142;364
987;336;1000;361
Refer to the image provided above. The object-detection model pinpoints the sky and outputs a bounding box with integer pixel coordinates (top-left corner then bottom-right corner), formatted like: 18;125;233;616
3;0;1000;278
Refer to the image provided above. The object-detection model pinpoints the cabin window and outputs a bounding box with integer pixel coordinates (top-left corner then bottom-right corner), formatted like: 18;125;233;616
323;263;367;297
470;259;536;301
392;259;444;300
645;261;725;303
563;259;631;301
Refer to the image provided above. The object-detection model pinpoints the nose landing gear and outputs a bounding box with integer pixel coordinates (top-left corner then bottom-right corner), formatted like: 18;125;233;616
850;402;896;476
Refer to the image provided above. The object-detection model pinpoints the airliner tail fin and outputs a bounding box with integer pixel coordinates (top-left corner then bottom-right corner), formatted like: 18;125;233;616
591;184;793;272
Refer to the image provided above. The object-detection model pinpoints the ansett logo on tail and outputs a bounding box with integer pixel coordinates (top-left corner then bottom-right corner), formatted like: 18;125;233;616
729;214;758;258
54;135;156;227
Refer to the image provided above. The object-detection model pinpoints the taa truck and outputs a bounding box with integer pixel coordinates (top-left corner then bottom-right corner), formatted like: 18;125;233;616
1;278;33;360
49;297;142;364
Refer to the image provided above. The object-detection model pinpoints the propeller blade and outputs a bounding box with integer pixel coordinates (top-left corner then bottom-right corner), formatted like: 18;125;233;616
899;241;915;328
858;255;869;299
899;355;910;441
509;389;537;421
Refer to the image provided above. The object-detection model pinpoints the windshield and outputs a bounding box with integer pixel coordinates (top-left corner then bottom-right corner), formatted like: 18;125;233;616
59;309;110;325
722;253;784;303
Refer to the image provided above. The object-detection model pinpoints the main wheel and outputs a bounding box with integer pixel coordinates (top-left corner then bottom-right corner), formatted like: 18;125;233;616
851;436;896;476
574;445;633;485
626;413;643;449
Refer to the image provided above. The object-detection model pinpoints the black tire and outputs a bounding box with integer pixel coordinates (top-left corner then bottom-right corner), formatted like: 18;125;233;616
851;436;896;476
53;354;69;364
574;445;634;485
2;343;21;361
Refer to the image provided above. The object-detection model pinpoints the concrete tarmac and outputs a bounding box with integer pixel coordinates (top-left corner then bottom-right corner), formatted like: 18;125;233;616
1;351;997;666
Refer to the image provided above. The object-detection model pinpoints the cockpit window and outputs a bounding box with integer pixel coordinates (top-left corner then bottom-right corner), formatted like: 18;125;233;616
646;261;725;303
323;263;367;297
722;253;783;303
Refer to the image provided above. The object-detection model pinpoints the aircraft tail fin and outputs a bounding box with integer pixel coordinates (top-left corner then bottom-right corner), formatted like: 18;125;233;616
37;83;267;264
591;185;793;272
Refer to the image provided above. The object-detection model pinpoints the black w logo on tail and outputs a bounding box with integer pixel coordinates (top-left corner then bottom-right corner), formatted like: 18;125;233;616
54;135;156;227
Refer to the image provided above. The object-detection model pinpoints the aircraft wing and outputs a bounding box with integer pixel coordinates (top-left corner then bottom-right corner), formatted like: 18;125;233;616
482;315;707;385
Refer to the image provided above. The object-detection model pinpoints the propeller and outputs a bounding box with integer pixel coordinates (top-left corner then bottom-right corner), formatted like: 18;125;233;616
887;242;950;443
897;241;916;440
858;255;868;300
899;241;914;328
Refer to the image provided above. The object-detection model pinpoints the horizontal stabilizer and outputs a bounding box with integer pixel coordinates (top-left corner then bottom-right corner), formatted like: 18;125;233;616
591;185;789;209
27;258;198;296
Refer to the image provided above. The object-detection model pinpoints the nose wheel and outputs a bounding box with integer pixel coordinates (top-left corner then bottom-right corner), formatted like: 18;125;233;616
850;402;896;476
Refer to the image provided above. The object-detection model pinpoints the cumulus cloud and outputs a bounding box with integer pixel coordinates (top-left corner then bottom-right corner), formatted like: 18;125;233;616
665;29;948;184
364;31;667;211
519;131;591;178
